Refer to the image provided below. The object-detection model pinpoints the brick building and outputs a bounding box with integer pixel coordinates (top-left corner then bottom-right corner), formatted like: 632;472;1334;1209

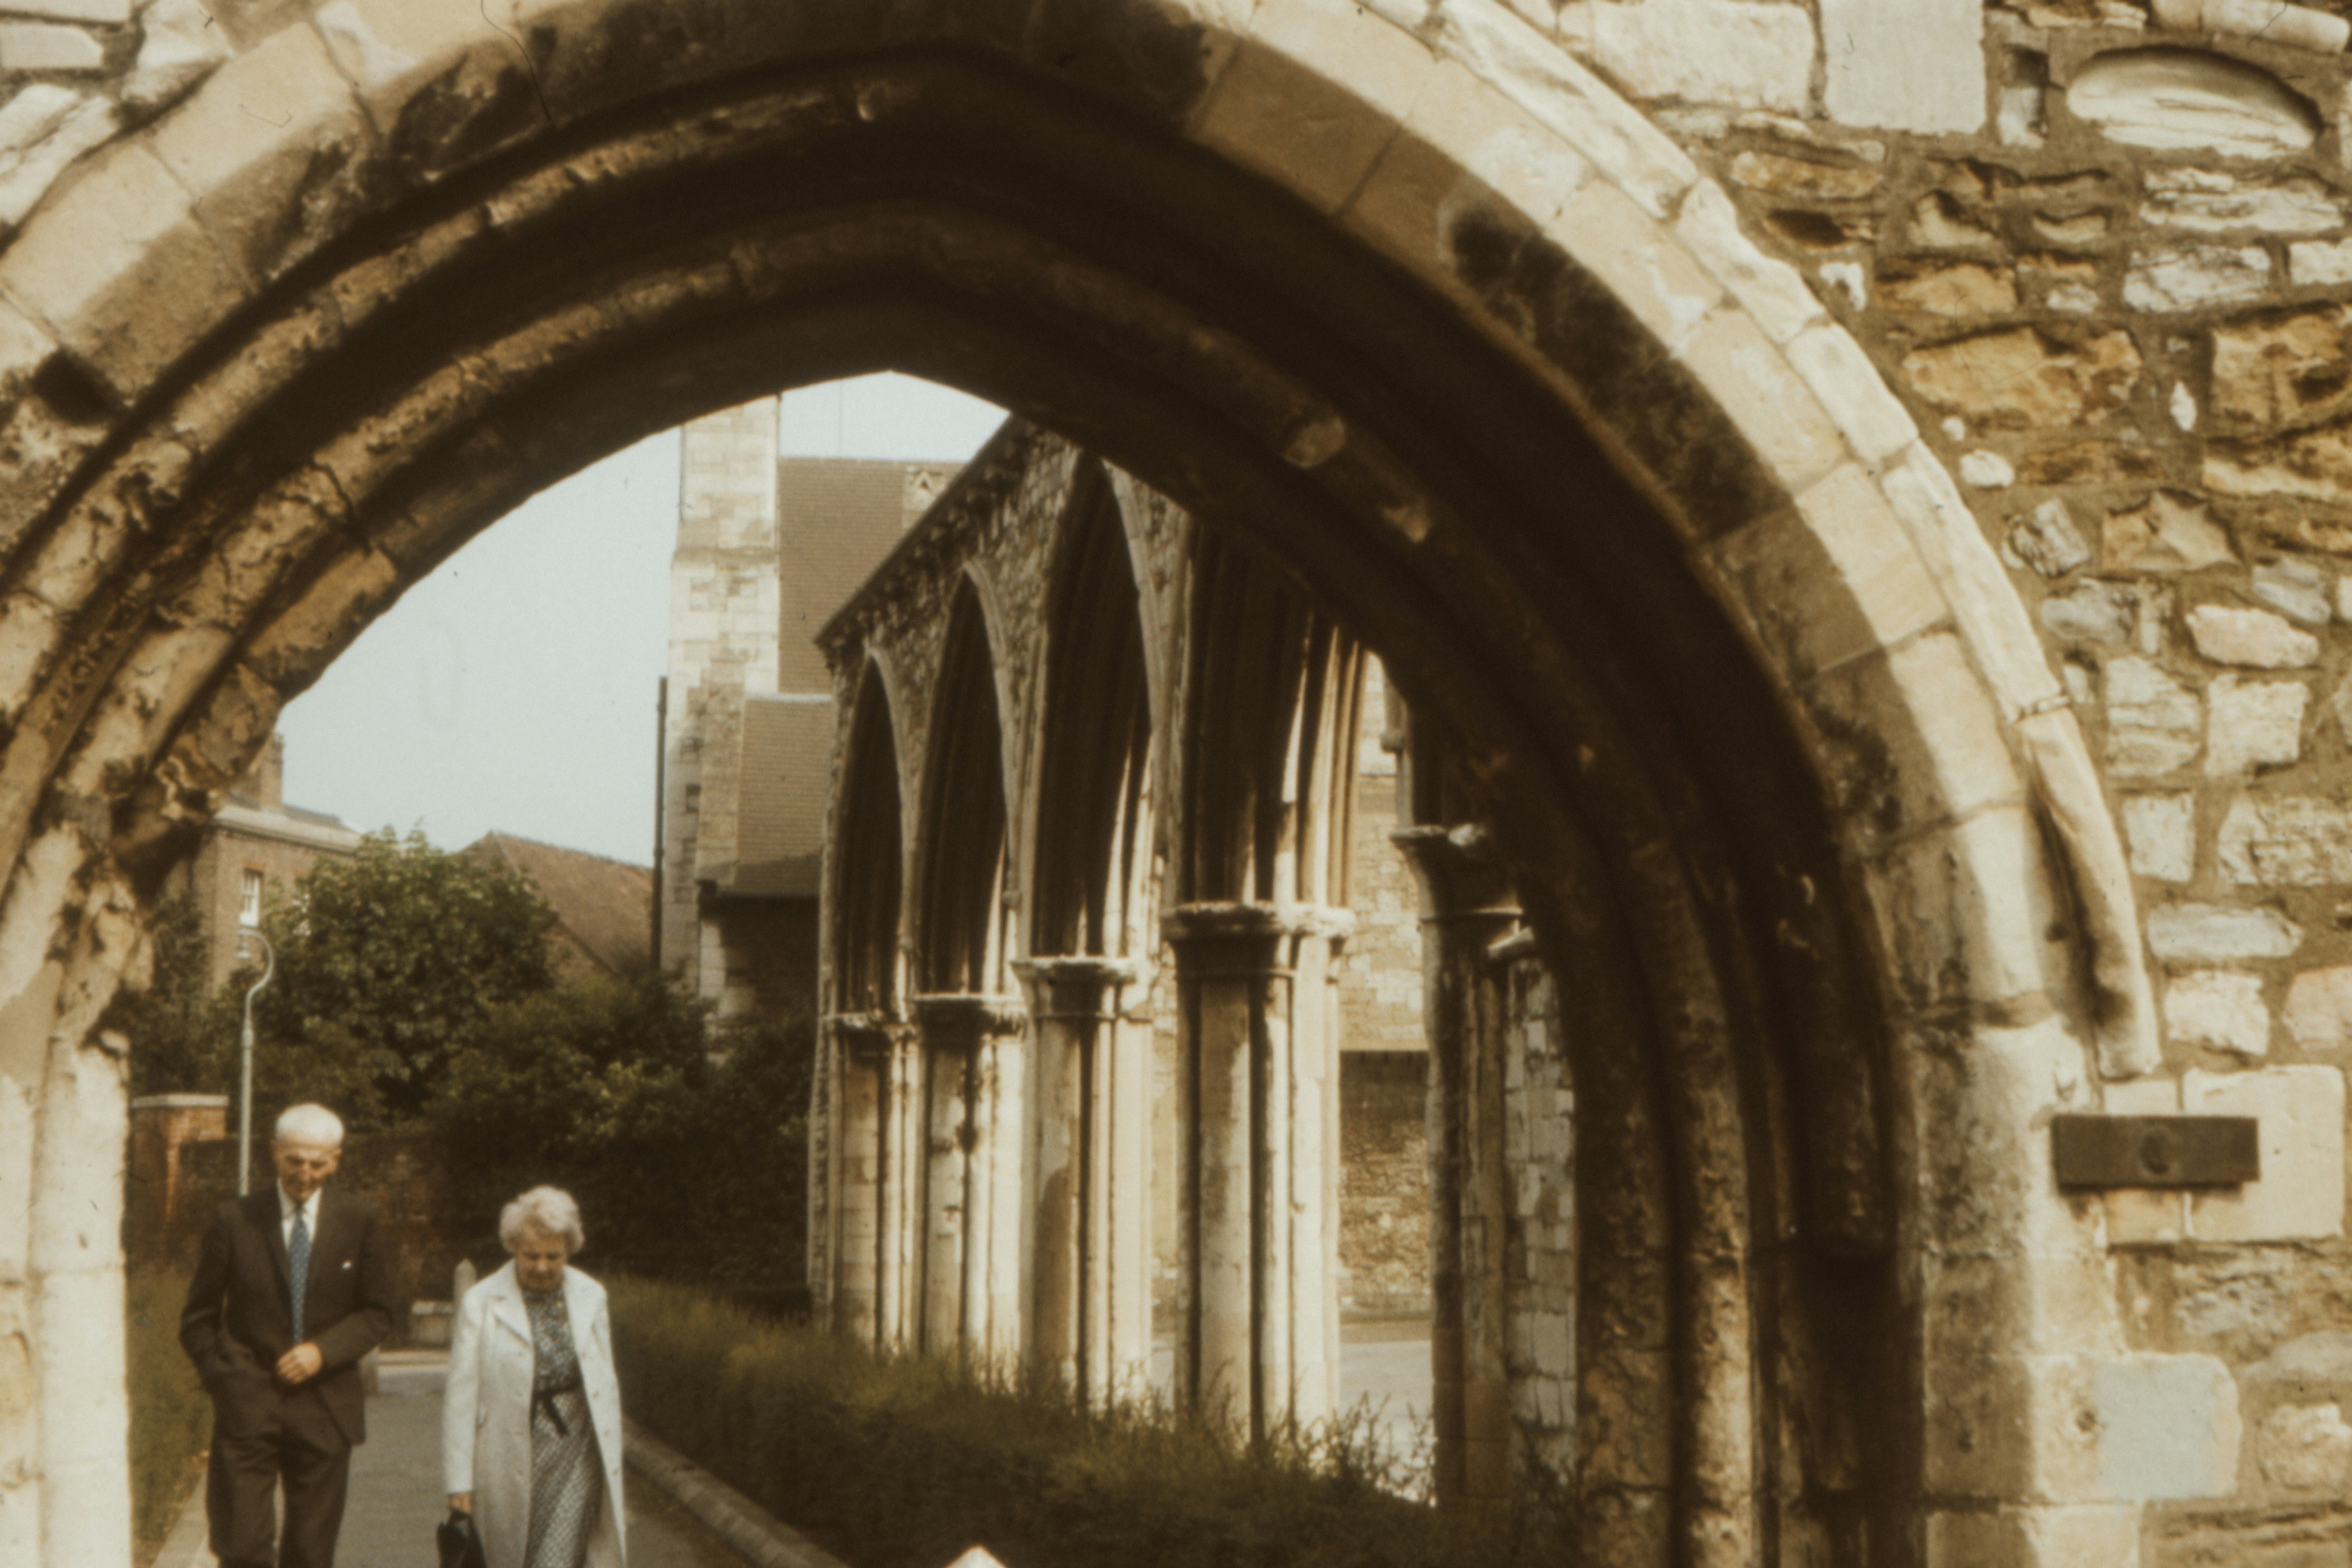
163;734;361;987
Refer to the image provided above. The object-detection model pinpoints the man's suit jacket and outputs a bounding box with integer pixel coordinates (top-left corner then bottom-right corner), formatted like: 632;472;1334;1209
180;1186;400;1447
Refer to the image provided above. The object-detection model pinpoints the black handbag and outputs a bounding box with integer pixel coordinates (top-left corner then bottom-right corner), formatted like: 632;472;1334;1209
436;1510;488;1568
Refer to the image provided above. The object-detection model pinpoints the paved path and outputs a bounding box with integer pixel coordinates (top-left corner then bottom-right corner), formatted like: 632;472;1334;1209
164;1358;751;1568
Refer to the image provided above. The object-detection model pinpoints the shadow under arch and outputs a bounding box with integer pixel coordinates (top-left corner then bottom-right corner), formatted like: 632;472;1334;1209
0;34;1968;1568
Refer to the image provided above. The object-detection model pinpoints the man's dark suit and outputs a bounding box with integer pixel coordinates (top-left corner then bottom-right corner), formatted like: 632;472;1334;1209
180;1186;399;1568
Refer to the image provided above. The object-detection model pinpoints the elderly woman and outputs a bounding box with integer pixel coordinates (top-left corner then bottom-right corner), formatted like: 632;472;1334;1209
443;1187;626;1568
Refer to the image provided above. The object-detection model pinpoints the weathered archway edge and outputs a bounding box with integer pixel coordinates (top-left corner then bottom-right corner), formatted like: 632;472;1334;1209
0;3;2148;1567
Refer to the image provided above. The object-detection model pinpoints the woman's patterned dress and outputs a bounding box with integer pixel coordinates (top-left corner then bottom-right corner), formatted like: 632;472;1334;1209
522;1287;599;1568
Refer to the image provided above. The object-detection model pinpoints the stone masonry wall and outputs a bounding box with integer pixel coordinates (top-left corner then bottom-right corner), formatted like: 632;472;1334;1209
1501;945;1574;1487
1482;0;2352;1546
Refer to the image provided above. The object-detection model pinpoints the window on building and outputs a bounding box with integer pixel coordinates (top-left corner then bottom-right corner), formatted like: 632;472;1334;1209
238;869;263;929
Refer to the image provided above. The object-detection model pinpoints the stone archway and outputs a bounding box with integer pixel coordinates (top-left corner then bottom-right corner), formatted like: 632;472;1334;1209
0;6;2148;1566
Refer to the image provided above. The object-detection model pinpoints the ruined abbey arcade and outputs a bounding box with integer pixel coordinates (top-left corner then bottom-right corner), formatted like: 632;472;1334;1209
11;0;2352;1564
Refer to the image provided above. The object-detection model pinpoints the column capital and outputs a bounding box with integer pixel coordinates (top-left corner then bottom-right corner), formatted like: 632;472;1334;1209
1390;824;1520;921
1013;956;1140;1019
826;1011;915;1056
1161;901;1355;947
910;992;1030;1050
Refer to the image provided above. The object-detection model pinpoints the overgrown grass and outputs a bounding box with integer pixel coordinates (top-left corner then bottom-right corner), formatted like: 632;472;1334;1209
126;1268;207;1565
610;1277;1571;1568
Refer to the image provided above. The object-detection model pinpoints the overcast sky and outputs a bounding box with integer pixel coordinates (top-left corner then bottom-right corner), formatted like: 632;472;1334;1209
276;374;1008;864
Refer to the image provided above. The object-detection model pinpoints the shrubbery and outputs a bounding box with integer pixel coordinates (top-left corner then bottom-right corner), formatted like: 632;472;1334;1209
437;982;813;1288
126;1268;207;1563
609;1277;1573;1568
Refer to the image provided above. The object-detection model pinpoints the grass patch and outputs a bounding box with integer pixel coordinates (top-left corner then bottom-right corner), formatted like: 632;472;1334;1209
610;1277;1570;1568
126;1268;207;1566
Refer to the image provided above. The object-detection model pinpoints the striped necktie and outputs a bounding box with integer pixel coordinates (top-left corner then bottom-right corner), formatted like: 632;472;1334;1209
289;1205;311;1342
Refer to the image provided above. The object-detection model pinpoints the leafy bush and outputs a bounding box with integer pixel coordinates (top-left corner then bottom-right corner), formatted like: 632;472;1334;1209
126;1269;207;1563
436;983;813;1288
609;1278;1572;1568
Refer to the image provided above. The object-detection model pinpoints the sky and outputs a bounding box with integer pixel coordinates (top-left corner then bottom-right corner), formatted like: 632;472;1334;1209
276;374;1008;864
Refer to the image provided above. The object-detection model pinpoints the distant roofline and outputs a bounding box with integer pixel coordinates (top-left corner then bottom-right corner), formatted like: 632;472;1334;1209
472;830;652;875
212;802;362;853
817;414;1034;655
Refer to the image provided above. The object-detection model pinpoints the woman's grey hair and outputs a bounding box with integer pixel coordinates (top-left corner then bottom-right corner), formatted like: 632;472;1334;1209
273;1103;345;1148
499;1186;584;1254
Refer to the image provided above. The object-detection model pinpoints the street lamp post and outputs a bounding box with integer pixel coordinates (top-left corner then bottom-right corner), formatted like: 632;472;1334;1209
236;929;276;1197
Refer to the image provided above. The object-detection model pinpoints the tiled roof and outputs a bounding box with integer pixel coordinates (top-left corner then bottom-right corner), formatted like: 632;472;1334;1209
463;832;654;977
704;695;834;902
775;458;954;693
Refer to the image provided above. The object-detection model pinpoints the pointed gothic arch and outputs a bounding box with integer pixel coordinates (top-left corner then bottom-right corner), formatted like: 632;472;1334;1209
0;8;2157;1564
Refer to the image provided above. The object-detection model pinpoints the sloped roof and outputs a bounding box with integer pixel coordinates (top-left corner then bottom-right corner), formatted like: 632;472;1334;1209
464;833;654;977
775;457;955;693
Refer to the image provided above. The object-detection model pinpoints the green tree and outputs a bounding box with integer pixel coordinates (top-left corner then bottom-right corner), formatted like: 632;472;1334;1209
249;828;558;1128
437;976;815;1287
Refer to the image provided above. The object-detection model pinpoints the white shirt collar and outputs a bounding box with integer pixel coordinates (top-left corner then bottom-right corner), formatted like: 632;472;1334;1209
278;1184;322;1229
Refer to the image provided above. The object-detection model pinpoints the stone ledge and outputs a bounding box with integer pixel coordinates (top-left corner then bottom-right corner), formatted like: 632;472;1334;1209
624;1418;851;1568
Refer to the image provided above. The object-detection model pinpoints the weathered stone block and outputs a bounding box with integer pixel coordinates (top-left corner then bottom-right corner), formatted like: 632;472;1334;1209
1881;264;2018;317
1195;0;1432;215
2068;49;2320;159
0;0;123;20
1344;56;1586;297
1901;327;2141;429
1819;0;1985;134
2042;580;2135;644
1809;629;2027;845
2220;796;2352;885
2144;169;2343;235
1727;147;1882;201
0;24;101;72
2291;238;2352;287
2091;1353;2241;1499
2212;306;2352;431
1567;0;1813;114
2186;1065;2345;1240
2102;492;2233;573
2106;656;2202;776
2146;902;2301;962
1865;806;2069;1016
2125;793;2197;883
314;0;545;178
2126;244;2274;312
2207;419;2352;507
0;138;245;402
2165;969;2268;1057
1711;473;1942;680
2205;675;2307;776
1549;177;1719;353
1676;306;1848;494
2004;500;2090;578
2285;966;2352;1050
2188;603;2318;667
145;24;375;286
2260;1401;2352;1490
2252;556;2333;625
1673;179;1822;345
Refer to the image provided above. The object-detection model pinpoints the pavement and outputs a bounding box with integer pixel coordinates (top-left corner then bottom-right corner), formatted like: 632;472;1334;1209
157;1334;1435;1568
158;1354;754;1568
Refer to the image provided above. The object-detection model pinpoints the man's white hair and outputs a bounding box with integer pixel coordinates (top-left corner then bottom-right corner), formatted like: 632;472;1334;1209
500;1185;584;1254
272;1103;345;1148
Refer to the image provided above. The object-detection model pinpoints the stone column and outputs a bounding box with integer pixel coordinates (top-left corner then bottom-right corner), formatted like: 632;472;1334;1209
826;1014;915;1347
1162;903;1350;1440
1016;956;1139;1403
911;995;1028;1361
1392;825;1521;1511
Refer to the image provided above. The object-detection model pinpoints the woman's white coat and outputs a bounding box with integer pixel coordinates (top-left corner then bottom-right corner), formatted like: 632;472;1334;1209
442;1260;627;1568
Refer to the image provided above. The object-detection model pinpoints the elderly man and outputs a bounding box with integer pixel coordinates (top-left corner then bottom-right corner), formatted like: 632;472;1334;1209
181;1103;401;1568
